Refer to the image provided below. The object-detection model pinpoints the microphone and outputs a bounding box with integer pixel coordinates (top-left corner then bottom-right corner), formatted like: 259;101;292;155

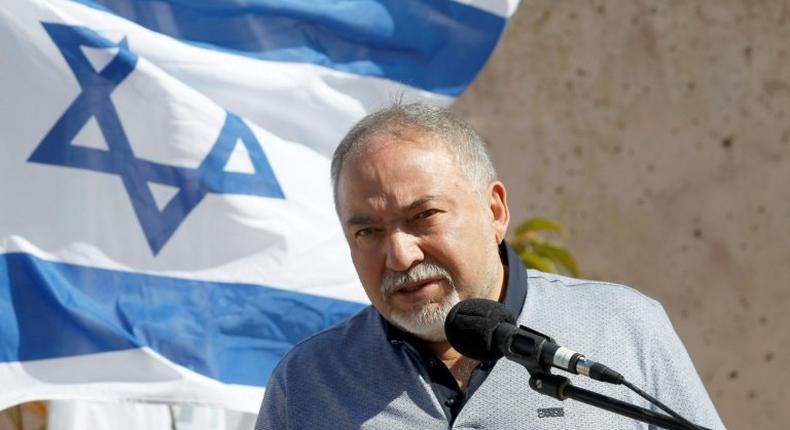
444;298;623;384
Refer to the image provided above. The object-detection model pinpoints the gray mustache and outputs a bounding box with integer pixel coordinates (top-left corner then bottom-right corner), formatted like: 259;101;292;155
381;263;454;295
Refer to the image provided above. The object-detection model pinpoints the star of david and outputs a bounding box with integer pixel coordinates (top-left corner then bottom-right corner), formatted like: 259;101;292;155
29;23;285;255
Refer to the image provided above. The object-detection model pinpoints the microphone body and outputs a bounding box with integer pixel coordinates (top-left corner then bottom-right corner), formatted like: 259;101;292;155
445;298;623;384
494;321;623;384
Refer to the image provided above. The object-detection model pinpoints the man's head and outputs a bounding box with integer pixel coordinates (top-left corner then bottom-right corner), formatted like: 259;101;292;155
332;102;510;342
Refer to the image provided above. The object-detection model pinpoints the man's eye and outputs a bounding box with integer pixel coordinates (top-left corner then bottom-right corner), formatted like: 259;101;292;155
356;228;375;238
415;209;439;220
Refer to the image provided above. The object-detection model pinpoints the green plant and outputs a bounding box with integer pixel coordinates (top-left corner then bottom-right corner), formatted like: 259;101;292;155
510;217;579;276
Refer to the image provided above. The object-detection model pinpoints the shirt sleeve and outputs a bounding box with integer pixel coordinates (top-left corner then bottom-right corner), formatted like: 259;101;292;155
644;303;727;430
254;367;289;430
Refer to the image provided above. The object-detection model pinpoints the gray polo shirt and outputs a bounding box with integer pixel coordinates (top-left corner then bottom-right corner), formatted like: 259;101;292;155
256;248;725;429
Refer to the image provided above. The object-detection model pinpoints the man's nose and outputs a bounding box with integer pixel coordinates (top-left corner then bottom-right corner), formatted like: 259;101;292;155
385;231;423;272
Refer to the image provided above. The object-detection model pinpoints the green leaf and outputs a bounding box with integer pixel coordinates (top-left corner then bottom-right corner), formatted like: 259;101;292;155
531;240;580;276
518;250;559;273
509;239;527;254
514;217;567;237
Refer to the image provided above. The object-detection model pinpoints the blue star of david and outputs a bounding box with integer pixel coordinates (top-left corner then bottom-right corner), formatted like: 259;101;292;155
28;23;285;255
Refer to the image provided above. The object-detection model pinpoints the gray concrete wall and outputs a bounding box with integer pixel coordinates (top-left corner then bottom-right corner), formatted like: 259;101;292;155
454;1;790;428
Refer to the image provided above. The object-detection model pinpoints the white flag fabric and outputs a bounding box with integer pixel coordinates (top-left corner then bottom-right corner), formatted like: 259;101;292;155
0;0;518;413
47;401;257;430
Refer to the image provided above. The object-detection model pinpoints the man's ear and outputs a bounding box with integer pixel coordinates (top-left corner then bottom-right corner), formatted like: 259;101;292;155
488;181;510;244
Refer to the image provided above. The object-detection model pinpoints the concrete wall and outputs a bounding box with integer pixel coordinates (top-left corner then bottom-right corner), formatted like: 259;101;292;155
454;1;790;428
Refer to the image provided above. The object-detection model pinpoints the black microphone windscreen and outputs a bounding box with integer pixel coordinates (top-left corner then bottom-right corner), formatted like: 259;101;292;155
444;298;516;361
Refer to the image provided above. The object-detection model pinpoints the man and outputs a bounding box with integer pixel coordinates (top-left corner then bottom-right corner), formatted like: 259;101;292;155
255;103;725;429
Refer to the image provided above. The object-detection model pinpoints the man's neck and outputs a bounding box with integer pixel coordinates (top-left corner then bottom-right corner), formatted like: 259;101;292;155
425;339;457;362
426;340;478;390
432;259;509;389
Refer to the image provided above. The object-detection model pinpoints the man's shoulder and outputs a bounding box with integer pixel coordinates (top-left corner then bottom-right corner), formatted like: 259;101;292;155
293;304;380;346
525;269;663;311
264;304;421;406
520;269;672;338
273;305;383;368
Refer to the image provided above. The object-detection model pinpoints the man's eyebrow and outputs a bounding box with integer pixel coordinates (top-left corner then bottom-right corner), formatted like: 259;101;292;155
345;215;375;226
408;195;445;210
344;196;447;226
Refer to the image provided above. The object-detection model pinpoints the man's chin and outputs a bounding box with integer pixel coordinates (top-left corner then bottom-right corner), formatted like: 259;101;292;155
389;316;447;342
387;291;460;341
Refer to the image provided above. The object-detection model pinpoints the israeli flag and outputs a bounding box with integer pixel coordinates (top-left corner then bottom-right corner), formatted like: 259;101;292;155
0;0;518;413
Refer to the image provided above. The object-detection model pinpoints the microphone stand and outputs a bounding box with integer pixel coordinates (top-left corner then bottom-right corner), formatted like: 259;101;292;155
509;324;709;430
527;372;707;430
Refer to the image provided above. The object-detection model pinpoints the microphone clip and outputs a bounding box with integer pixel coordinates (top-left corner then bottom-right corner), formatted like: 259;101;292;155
496;323;554;375
499;324;572;400
528;372;572;401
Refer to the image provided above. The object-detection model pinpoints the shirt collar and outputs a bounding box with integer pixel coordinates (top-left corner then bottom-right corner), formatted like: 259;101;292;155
385;240;529;343
501;240;528;318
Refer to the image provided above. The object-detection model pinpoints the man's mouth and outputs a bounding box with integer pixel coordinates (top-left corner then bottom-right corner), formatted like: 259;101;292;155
390;278;444;299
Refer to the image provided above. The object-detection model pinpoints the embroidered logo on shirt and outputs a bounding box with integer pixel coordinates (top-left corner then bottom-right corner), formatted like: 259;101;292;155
537;407;565;418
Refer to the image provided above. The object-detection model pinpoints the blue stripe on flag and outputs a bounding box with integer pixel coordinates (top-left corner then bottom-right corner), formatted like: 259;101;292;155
69;0;508;96
0;253;366;386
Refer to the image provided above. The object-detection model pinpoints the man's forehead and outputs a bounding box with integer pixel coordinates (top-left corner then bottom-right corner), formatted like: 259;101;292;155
351;128;451;158
334;129;469;219
339;133;453;184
